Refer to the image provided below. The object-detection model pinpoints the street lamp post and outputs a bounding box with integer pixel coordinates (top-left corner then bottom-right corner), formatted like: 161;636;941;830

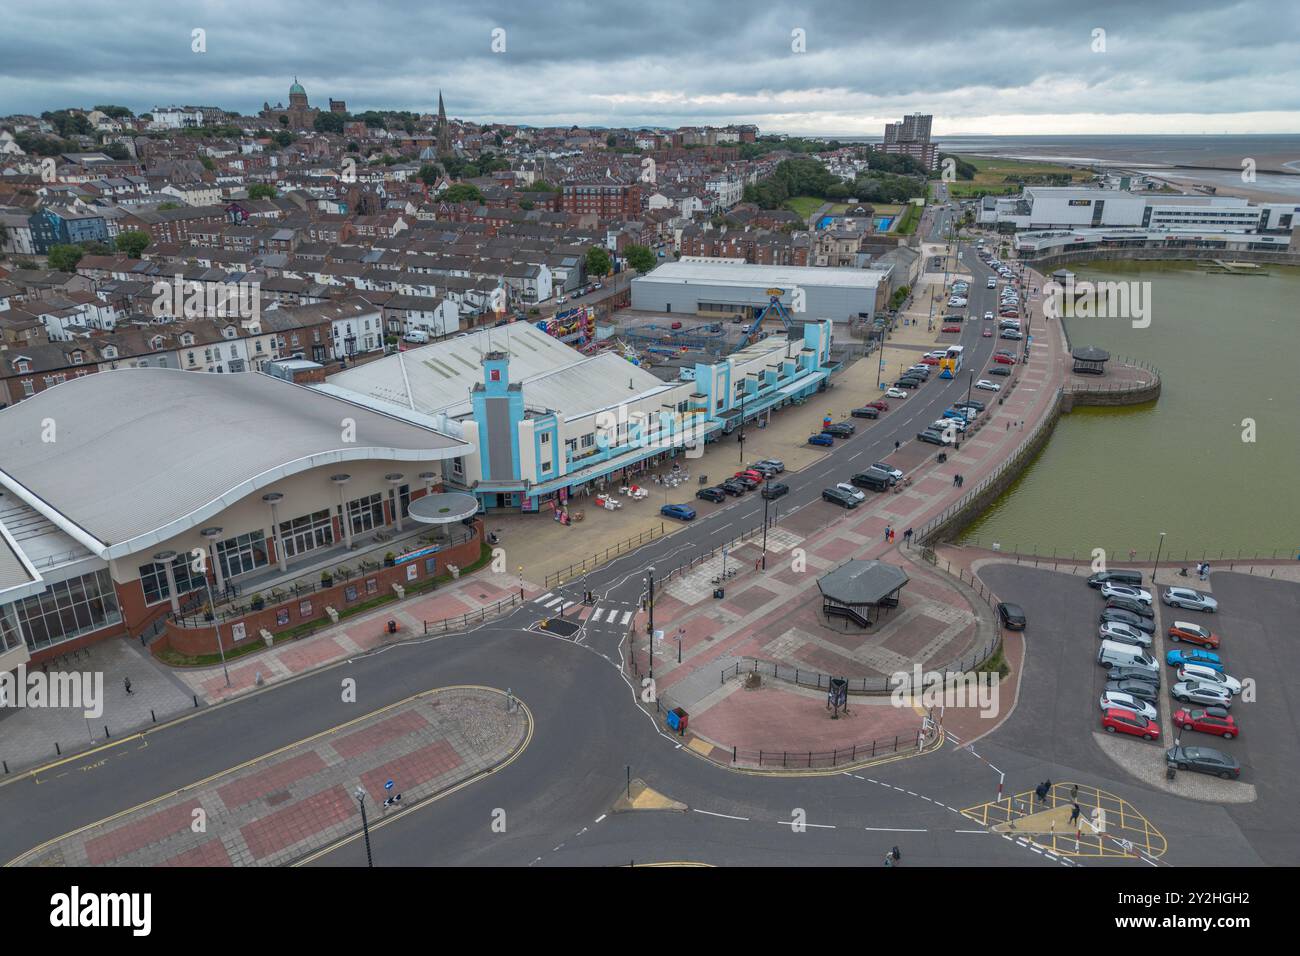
1152;532;1167;585
737;388;747;464
761;477;771;570
646;566;656;680
354;787;374;867
966;370;974;414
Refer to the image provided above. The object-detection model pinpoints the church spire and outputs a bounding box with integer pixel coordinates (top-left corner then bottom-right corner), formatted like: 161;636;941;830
436;90;451;154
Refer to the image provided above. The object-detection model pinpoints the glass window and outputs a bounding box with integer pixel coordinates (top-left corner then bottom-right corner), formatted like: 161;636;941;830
10;569;122;653
343;492;386;535
278;508;334;559
138;554;207;605
216;530;269;579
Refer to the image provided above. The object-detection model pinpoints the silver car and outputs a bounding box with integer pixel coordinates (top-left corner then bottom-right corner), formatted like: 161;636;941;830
1098;621;1152;647
1172;679;1232;707
1100;583;1153;605
1163;587;1218;613
1099;691;1158;721
1178;664;1241;695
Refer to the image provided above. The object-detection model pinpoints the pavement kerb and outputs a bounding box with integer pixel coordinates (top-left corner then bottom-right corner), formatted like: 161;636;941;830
6;685;533;868
0;606;530;790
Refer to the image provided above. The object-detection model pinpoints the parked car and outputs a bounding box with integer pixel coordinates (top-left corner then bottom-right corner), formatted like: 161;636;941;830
1088;570;1143;589
920;356;941;365
823;422;855;437
894;378;921;389
993;354;1016;365
835;482;867;502
886;388;908;399
865;401;890;412
1097;621;1152;648
1105;679;1159;704
942;325;962;333
974;379;1001;392
754;458;785;473
916;428;952;446
660;503;696;521
851;406;881;419
696;486;726;503
1165;648;1223;672
871;463;904;481
931;418;967;434
999;330;1023;340
1168;621;1219;649
1110;665;1161;687
1173;706;1238;739
1166;745;1240;779
1163;587;1218;613
761;482;789;500
1101;708;1160;741
735;469;764;482
997;603;1026;630
1105;597;1155;619
822;487;859;508
1099;607;1156;634
850;469;893;492
1099;583;1153;605
720;479;747;496
1172;679;1233;708
1177;664;1240;694
748;462;781;478
808;433;835;447
1099;692;1158;721
731;474;761;490
986;365;1011;376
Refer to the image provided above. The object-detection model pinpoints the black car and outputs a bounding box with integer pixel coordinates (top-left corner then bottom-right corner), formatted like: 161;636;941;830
953;399;986;412
916;428;952;446
1166;745;1241;780
1105;679;1158;704
997;602;1026;630
1110;664;1161;686
894;378;921;389
823;422;855;438
1088;569;1143;589
821;487;859;508
1105;596;1154;619
720;479;747;496
748;462;781;477
732;474;761;490
761;482;789;500
986;366;1012;377
1100;607;1156;634
851;406;880;419
850;470;892;492
696;486;727;503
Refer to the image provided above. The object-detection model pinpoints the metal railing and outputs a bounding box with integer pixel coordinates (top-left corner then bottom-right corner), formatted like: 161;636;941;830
544;525;666;588
423;593;521;634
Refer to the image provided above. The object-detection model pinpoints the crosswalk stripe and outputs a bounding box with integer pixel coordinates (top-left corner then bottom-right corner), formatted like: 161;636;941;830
534;592;553;604
591;608;605;622
542;597;563;609
619;610;633;625
559;601;575;612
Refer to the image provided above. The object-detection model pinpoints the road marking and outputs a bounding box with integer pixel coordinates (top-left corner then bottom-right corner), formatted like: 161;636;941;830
693;809;749;821
619;611;633;625
534;592;553;604
778;821;835;829
595;814;607;823
541;597;563;609
591;608;605;622
864;826;928;832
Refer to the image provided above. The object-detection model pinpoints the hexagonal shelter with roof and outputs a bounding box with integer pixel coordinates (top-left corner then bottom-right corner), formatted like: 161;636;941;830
816;560;909;628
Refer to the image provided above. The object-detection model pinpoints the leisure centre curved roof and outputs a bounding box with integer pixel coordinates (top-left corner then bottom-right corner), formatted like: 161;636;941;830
0;367;471;560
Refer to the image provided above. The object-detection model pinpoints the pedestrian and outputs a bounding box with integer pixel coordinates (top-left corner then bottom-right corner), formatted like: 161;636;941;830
889;529;895;543
894;440;900;452
884;525;892;542
1034;782;1046;804
1044;779;1053;803
1006;421;1010;431
1070;783;1079;803
1201;563;1210;581
1069;803;1081;826
904;528;913;543
123;676;133;695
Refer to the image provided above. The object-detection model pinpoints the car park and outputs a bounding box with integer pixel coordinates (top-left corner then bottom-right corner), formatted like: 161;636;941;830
660;503;696;521
1168;621;1219;648
1177;664;1240;694
1101;708;1160;741
1099;691;1158;721
809;433;835;446
720;478;747;496
1100;607;1156;634
822;487;859;508
997;603;1027;630
916;428;952;446
1097;621;1152;647
1166;745;1240;779
886;388;908;399
974;379;1001;392
1172;679;1233;707
1105;596;1155;619
851;406;881;419
1088;570;1143;589
1100;583;1153;605
1165;647;1223;671
850;469;893;492
870;462;903;481
1104;678;1159;704
1163;587;1218;613
761;482;789;500
1174;707;1238;739
696;486;726;503
835;482;867;502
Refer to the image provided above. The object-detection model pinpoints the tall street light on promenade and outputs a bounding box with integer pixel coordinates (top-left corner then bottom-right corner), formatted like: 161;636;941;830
1152;532;1167;586
354;787;374;867
646;566;656;680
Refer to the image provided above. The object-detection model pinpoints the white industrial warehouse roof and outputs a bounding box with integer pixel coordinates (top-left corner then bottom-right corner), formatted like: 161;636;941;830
634;260;889;290
324;322;669;420
0;368;471;560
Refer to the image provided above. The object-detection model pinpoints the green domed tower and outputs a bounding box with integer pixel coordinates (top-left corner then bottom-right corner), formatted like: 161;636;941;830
289;77;308;109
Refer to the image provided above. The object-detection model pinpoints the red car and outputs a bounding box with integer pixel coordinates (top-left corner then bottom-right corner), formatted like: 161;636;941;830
1174;707;1237;739
993;354;1016;365
982;328;993;337
1168;622;1219;648
1102;708;1161;741
920;356;940;365
735;469;764;483
866;400;890;411
942;325;961;333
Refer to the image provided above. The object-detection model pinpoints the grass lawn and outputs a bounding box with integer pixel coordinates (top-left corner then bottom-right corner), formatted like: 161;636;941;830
946;154;1095;197
784;195;827;218
893;202;922;235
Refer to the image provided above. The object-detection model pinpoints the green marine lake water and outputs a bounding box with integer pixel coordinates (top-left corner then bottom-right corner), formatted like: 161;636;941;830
958;260;1300;559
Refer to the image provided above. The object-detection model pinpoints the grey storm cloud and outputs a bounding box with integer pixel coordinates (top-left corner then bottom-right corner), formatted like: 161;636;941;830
1;0;1297;131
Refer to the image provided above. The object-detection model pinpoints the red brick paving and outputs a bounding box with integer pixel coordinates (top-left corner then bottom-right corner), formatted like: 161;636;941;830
217;751;329;810
85;801;202;865
331;710;430;760
240;786;355;860
359;739;462;798
159;839;233;867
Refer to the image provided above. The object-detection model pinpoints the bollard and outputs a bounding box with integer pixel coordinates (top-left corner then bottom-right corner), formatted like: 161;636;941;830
193;694;199;708
104;726;110;739
55;742;61;755
2;760;6;774
151;709;156;723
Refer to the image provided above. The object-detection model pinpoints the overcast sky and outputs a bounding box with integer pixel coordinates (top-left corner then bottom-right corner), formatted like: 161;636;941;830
2;0;1297;134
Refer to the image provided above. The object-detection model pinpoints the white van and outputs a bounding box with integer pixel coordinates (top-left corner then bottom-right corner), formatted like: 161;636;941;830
403;330;429;344
1097;640;1157;673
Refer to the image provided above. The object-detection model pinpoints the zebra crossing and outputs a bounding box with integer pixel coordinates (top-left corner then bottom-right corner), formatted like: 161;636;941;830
532;592;634;627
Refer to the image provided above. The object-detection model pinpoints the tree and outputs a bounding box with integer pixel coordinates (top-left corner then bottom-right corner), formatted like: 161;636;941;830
606;133;617;148
157;201;182;210
417;163;441;186
272;130;295;147
248;184;277;200
313;111;346;134
585;246;611;278
115;230;151;258
48;244;84;272
92;104;134;119
101;143;130;161
625;244;656;273
442;183;484;203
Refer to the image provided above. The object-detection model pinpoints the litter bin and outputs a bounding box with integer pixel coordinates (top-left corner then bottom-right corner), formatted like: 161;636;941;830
713;587;724;600
1165;763;1177;781
666;707;689;735
386;619;398;634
